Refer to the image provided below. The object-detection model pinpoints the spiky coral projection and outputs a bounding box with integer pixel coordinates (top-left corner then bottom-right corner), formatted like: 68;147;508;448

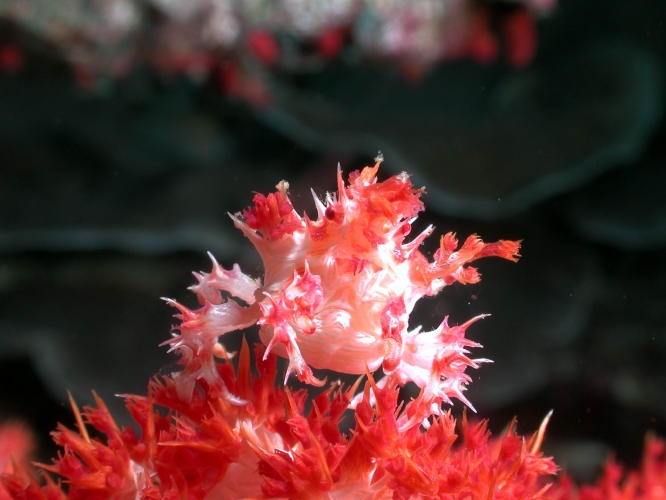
3;160;562;499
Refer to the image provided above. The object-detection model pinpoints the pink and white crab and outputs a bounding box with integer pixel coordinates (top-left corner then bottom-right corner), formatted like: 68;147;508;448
165;158;520;416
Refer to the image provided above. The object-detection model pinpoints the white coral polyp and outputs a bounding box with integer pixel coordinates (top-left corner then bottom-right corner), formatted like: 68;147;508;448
168;159;520;412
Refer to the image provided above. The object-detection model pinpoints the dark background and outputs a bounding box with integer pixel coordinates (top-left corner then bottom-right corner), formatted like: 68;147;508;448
1;0;665;482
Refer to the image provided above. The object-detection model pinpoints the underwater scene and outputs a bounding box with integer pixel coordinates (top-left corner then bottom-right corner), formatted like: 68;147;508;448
1;1;665;498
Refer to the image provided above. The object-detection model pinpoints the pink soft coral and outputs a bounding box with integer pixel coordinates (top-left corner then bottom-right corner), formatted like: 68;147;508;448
4;160;566;500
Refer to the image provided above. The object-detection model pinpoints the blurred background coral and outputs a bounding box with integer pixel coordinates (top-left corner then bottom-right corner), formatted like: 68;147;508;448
0;0;664;482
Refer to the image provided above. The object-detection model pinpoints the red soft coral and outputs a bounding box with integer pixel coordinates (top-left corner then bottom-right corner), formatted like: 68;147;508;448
3;342;557;499
547;438;666;500
0;422;35;500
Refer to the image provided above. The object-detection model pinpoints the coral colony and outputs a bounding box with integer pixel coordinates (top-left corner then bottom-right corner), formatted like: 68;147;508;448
2;160;666;499
0;1;554;100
